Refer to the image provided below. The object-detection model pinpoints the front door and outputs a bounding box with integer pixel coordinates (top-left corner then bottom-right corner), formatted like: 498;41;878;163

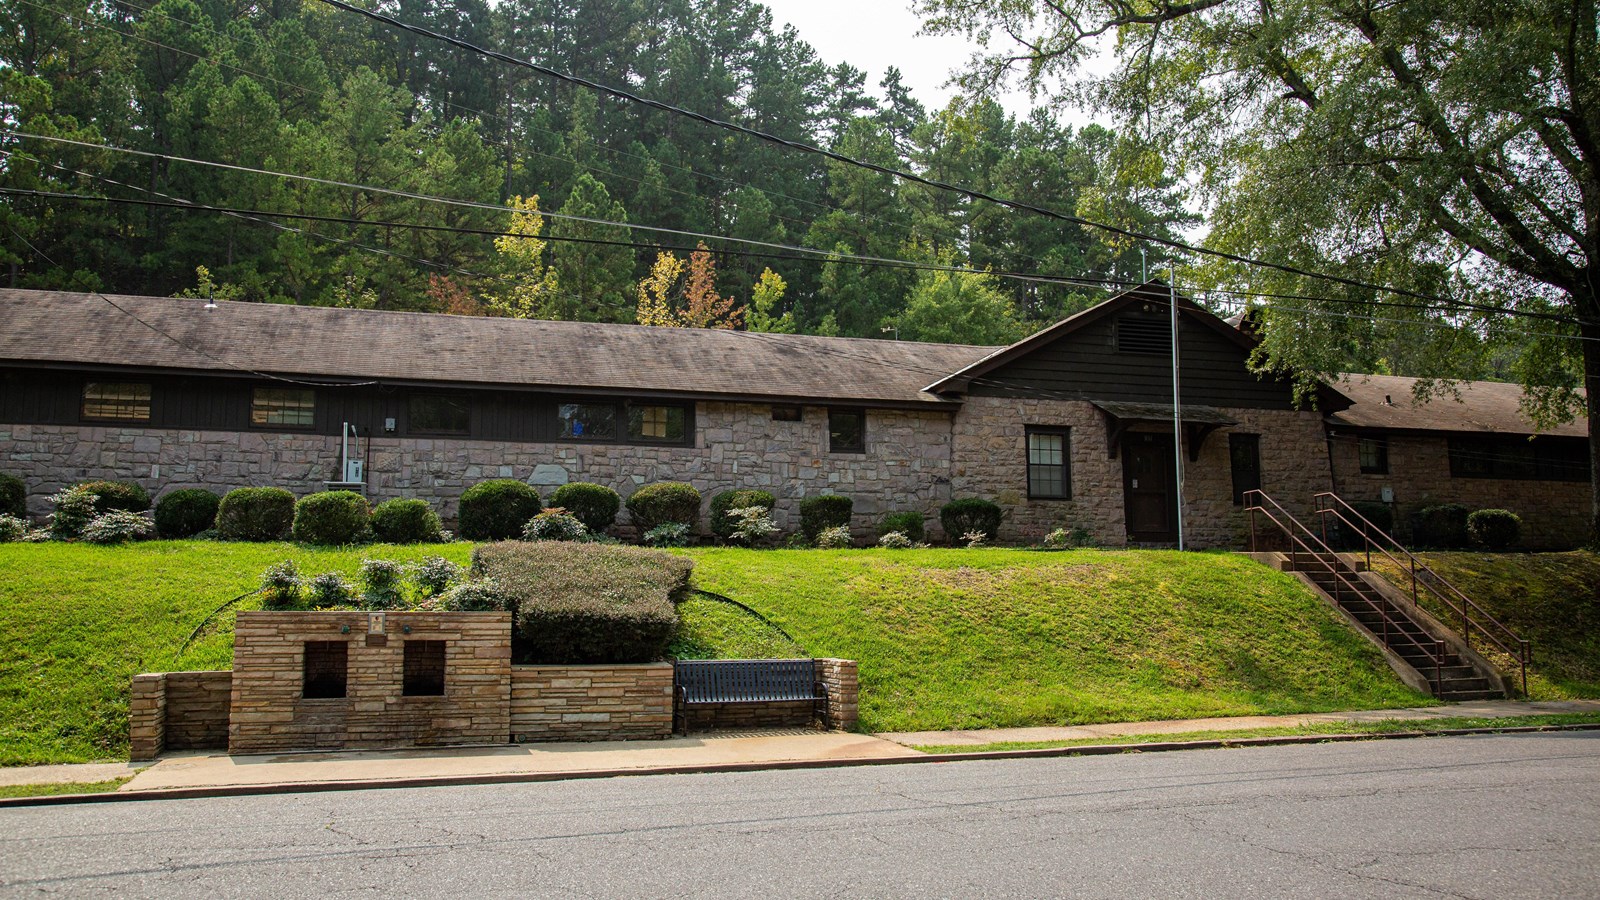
1122;432;1178;542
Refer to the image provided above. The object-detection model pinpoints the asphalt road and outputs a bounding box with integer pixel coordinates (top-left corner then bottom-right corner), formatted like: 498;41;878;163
4;731;1598;898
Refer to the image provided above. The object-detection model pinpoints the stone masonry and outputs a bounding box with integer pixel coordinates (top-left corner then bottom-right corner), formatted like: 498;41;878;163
1329;434;1589;549
228;611;512;755
129;670;232;760
510;664;674;742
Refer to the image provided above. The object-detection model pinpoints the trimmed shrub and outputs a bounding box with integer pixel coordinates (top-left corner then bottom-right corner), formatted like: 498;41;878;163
0;513;26;543
643;522;691;548
710;489;777;540
437;579;512;612
940;497;1003;543
216;487;296;542
1468;509;1522;550
474;541;689;664
1414;503;1471;549
458;479;542;541
798;495;853;542
548;482;621;534
292;491;371;545
1349;501;1395;536
626;481;702;533
48;485;99;539
75;480;151;514
0;473;25;518
259;561;304;611
816;524;852;549
523;509;588;542
306;572;356;608
412;556;464;598
878;511;926;544
369;498;442;544
81;510;154;545
359;558;406;609
154;488;220;538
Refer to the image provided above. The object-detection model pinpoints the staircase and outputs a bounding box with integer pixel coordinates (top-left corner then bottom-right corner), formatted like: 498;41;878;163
1245;490;1529;701
1286;551;1500;700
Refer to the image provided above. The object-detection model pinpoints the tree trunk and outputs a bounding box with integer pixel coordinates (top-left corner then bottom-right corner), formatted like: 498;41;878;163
1585;315;1600;549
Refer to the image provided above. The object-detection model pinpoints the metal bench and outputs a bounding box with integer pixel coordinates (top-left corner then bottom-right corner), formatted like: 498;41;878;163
673;659;829;734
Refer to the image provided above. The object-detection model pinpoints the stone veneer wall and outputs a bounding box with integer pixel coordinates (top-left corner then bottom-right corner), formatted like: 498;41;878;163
0;403;955;538
1329;434;1589;549
949;397;1332;548
129;670;232;761
228;611;511;755
510;664;674;742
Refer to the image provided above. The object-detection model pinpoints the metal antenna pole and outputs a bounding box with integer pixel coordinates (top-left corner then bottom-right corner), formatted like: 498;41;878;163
1170;272;1185;551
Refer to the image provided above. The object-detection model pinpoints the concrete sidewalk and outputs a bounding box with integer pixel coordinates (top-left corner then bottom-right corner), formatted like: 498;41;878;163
876;698;1600;748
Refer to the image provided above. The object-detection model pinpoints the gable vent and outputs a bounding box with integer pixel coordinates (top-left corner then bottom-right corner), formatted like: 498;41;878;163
1116;316;1172;355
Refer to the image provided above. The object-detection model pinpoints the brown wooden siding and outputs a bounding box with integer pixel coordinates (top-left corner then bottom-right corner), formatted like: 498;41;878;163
966;309;1298;409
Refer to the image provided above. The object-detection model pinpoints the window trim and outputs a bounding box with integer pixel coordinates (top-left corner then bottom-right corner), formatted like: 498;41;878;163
1229;432;1262;506
1025;426;1072;500
407;392;472;436
827;407;867;454
250;386;317;431
81;381;153;423
625;401;692;446
1357;435;1389;475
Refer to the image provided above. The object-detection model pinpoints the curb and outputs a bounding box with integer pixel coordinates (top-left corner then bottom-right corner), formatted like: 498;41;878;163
3;722;1597;808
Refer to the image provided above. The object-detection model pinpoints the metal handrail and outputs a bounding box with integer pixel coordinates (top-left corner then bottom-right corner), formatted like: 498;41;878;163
1245;490;1446;689
1313;491;1529;696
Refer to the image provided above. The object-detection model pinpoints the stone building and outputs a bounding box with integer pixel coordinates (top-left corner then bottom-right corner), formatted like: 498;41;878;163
0;282;1590;548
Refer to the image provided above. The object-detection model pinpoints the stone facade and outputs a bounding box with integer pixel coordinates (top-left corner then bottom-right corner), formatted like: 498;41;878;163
1329;434;1589;549
950;397;1331;548
510;664;674;742
129;670;232;761
0;402;955;537
228;611;512;755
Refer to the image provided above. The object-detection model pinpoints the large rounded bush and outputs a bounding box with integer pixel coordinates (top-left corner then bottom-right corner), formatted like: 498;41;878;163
798;495;853;542
216;487;296;541
0;473;24;518
878;511;926;544
625;481;702;533
75;480;151;514
710;489;777;540
1414;503;1471;548
458;480;543;541
548;482;622;534
292;491;372;545
154;488;220;538
1467;508;1522;551
370;498;443;544
940;497;1003;543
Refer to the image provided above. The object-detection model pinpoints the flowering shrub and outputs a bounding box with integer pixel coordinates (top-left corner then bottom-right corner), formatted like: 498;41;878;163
260;561;304;611
643;521;691;548
523;508;589;542
307;572;357;608
816;525;852;549
359;558;406;609
412;556;464;598
728;506;778;546
962;530;987;548
0;513;26;543
80;510;154;545
49;485;99;539
877;531;913;549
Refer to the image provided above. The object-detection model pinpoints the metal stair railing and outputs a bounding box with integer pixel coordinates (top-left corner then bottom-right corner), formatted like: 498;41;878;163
1312;491;1530;696
1245;489;1447;691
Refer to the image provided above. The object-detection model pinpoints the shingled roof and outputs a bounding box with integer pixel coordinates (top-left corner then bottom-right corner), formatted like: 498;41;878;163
1327;373;1587;438
0;289;996;408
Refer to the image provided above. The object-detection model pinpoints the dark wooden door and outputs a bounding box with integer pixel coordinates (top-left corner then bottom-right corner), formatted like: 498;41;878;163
1122;432;1177;542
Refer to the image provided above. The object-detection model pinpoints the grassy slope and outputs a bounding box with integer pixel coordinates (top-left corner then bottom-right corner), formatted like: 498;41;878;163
1371;551;1600;699
0;541;471;765
684;548;1425;733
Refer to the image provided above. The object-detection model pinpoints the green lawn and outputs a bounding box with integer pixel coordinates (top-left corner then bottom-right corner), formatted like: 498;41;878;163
1;542;1426;765
684;548;1426;733
1371;551;1600;699
0;541;471;766
0;777;131;799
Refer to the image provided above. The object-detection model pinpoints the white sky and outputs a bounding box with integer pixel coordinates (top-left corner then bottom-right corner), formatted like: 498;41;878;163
758;0;1037;118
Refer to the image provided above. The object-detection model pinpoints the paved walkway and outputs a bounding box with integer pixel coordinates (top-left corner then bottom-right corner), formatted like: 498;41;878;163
876;698;1600;748
0;762;147;788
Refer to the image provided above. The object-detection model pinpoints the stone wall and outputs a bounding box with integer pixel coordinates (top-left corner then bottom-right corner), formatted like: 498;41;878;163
1329;434;1589;549
228;611;511;755
0;403;956;539
510;664;674;742
949;397;1331;548
129;670;232;761
678;658;859;733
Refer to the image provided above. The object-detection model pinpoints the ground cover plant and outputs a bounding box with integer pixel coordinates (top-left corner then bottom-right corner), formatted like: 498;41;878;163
1370;551;1600;699
684;548;1426;733
0;540;470;765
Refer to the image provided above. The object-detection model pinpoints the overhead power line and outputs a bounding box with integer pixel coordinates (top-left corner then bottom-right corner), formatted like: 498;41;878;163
315;0;1569;324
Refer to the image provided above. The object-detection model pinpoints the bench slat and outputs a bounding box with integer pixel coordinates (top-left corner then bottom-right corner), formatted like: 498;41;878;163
675;659;819;704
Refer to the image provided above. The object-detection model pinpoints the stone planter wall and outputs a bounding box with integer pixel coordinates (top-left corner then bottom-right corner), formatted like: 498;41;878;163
510;664;674;742
129;670;232;761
